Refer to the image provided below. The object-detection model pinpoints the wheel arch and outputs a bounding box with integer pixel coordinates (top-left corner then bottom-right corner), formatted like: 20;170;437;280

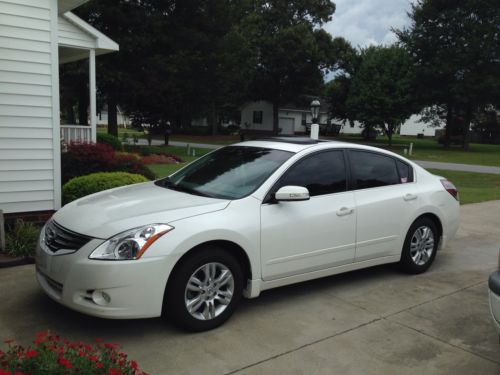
166;240;253;290
413;212;443;244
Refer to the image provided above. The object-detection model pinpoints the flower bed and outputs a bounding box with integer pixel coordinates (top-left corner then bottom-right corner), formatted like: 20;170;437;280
0;332;147;374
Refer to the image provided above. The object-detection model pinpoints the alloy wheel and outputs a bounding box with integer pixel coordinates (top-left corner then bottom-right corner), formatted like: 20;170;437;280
184;262;234;321
410;226;435;266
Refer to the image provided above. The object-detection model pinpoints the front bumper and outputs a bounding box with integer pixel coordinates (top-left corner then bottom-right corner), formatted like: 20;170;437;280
488;271;500;336
35;238;172;319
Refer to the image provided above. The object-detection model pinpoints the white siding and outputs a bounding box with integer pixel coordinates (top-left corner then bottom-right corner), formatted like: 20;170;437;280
399;114;444;137
58;15;95;48
0;0;57;213
241;101;274;131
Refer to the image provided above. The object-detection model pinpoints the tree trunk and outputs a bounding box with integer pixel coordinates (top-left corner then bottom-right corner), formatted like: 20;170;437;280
107;94;118;137
387;125;393;147
444;104;453;148
462;104;472;150
210;102;218;136
77;83;89;125
272;101;280;135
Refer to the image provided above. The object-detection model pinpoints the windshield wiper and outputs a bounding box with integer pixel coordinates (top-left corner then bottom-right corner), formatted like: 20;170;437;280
166;184;214;198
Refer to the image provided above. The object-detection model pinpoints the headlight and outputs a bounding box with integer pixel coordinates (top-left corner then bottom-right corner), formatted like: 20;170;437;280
89;224;174;260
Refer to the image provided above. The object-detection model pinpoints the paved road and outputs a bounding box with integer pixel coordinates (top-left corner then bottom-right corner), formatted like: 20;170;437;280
413;160;500;175
134;139;500;174
1;201;499;374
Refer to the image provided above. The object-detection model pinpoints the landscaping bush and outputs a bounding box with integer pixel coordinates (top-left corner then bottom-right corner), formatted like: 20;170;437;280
5;219;40;258
112;154;156;180
62;172;149;204
61;142;116;184
0;331;147;374
61;142;154;183
123;145;183;162
97;132;122;151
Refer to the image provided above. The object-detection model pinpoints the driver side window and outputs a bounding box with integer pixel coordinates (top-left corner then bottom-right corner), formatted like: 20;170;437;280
276;150;347;197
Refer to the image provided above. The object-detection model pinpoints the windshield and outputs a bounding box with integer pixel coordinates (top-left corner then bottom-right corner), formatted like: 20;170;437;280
156;146;293;199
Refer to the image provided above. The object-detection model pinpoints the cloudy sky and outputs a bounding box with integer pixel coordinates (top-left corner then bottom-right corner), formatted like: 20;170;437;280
323;0;414;47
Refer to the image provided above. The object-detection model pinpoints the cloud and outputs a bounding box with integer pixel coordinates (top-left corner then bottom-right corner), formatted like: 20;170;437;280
323;0;413;48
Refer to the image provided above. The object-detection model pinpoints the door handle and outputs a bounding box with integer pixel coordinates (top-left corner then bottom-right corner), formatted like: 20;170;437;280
404;193;418;201
336;207;354;216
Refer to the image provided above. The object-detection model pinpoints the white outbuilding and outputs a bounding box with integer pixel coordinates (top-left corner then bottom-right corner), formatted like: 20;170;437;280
0;0;118;216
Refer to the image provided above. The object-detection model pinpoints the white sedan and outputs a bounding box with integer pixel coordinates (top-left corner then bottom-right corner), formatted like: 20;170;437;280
36;138;460;331
489;252;500;339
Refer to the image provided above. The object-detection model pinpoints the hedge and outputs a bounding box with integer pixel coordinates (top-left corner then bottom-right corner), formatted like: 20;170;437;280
62;172;149;204
97;132;122;150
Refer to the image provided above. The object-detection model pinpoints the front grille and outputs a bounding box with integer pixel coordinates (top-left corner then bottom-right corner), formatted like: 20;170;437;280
44;220;92;253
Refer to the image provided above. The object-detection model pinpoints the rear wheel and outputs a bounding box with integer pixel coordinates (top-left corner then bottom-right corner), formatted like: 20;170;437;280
165;247;243;331
399;217;438;274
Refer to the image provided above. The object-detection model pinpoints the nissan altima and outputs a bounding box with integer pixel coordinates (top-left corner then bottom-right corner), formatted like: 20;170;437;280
36;138;459;331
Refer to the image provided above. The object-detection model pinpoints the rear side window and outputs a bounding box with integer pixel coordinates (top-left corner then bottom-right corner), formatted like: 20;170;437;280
349;150;399;189
396;160;414;183
276;150;347;196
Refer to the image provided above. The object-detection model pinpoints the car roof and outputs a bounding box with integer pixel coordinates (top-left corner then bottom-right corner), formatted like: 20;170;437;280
234;137;417;165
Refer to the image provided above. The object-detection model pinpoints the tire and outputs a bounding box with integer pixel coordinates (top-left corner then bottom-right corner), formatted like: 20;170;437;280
399;217;439;274
165;247;244;332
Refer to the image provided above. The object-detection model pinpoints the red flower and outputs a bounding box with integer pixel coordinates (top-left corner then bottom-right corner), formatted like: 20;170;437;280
78;350;86;357
58;357;73;369
108;369;122;375
96;362;104;369
25;350;38;359
0;370;11;375
95;338;103;343
89;355;99;362
104;343;118;350
131;360;138;370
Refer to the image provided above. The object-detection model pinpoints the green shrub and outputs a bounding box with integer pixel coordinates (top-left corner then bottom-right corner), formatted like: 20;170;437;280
62;172;149;204
97;132;122;150
5;219;40;258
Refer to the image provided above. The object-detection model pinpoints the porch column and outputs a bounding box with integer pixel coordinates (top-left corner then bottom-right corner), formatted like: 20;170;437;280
89;48;97;142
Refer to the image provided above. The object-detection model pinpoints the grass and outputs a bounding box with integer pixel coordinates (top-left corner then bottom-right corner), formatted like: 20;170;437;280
337;134;500;167
144;145;212;178
427;169;500;205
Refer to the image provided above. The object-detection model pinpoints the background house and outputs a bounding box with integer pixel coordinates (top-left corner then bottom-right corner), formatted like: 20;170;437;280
240;101;329;135
0;0;118;217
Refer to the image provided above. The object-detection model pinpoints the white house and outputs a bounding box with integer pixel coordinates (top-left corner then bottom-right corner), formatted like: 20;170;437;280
0;0;118;216
97;106;130;127
240;101;329;135
337;113;445;137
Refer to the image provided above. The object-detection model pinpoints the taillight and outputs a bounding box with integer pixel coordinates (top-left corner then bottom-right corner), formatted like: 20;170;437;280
441;179;459;201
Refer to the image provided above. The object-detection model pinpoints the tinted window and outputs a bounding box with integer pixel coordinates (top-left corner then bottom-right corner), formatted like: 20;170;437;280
159;146;292;199
276;150;347;196
396;160;414;183
350;151;399;189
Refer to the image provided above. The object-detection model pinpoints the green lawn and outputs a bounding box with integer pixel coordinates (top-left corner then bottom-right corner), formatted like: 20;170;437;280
426;169;500;205
337;134;500;167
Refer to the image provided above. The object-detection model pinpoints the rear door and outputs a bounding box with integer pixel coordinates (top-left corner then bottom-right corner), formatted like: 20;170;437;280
348;150;417;261
260;149;356;280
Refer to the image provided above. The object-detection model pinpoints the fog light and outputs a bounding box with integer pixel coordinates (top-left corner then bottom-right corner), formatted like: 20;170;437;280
91;290;111;306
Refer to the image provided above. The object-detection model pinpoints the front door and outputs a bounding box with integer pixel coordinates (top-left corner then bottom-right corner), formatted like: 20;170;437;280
260;150;356;280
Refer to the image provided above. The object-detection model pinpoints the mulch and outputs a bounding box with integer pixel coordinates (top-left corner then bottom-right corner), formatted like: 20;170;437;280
0;252;35;268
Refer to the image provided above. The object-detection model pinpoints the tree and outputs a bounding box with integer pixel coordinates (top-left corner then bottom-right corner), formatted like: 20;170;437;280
396;0;500;149
239;0;355;134
346;46;418;146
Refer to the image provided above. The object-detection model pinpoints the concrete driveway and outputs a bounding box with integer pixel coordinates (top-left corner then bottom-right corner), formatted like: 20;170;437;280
1;201;499;374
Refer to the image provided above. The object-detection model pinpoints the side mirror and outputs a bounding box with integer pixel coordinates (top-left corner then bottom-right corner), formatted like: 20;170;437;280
274;186;310;202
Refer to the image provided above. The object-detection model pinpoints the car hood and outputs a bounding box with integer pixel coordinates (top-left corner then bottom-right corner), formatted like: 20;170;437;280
53;182;230;238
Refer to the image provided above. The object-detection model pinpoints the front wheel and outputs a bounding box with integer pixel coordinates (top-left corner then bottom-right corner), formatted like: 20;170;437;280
165;247;243;331
399;217;438;274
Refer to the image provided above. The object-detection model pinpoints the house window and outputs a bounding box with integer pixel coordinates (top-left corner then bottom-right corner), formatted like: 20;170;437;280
253;111;263;124
301;112;306;125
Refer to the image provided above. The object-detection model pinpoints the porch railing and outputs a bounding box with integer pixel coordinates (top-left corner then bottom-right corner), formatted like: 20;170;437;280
60;125;93;143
